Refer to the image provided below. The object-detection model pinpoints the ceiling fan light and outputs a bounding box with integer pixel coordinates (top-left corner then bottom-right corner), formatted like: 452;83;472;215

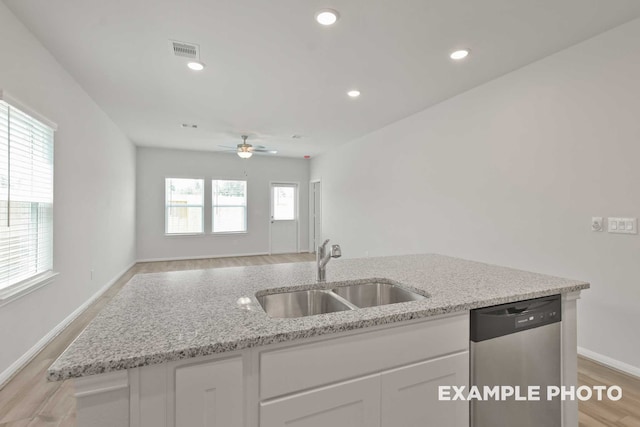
236;136;254;158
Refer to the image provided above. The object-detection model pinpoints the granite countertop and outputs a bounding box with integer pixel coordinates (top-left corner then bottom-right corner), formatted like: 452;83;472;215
48;254;589;381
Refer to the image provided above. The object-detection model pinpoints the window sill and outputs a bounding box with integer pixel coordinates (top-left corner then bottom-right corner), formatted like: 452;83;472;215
0;271;59;307
212;231;248;235
164;232;248;237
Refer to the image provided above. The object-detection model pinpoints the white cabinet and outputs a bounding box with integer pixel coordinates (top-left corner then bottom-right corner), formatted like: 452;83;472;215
260;375;380;427
261;348;468;427
74;313;473;427
381;353;469;427
260;352;468;427
260;314;469;399
259;314;469;427
175;357;243;427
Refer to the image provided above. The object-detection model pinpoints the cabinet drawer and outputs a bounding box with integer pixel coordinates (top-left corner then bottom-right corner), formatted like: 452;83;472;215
261;375;380;427
260;313;468;399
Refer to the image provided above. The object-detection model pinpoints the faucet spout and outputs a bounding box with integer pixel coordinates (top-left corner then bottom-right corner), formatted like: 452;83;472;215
316;239;341;282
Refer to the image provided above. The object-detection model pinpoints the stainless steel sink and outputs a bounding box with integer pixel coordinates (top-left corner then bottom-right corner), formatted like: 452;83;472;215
332;281;426;308
257;290;353;318
257;280;428;318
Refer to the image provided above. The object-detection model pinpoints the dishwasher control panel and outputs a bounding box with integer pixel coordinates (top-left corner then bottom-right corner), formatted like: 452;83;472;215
471;294;561;342
515;308;558;329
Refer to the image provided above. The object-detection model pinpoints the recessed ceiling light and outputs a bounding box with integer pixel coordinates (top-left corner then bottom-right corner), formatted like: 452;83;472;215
347;90;361;98
187;61;205;71
450;49;469;60
316;9;339;26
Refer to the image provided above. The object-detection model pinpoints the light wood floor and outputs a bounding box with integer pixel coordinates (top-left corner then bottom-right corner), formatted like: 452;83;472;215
578;357;640;426
0;252;638;427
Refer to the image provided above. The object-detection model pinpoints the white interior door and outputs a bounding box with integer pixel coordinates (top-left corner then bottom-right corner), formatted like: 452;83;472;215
270;183;298;254
312;181;321;253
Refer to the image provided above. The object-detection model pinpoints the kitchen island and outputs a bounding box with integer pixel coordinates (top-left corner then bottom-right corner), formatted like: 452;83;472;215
48;254;589;427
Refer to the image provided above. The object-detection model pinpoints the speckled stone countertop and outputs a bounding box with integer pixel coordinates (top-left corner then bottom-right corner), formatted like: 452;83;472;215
48;254;589;381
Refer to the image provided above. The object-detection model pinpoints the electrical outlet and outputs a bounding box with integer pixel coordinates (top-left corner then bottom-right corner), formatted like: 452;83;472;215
591;217;603;232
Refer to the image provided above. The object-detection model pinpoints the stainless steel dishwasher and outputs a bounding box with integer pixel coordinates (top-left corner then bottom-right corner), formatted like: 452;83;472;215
470;294;561;427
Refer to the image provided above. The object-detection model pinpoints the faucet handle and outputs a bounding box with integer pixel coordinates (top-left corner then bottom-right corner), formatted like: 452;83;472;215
321;239;330;248
331;244;342;258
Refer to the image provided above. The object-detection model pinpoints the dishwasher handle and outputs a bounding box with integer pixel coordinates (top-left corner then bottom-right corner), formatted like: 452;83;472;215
484;299;557;316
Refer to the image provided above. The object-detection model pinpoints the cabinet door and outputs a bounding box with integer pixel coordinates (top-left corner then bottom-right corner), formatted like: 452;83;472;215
381;352;469;427
175;357;243;427
260;375;380;427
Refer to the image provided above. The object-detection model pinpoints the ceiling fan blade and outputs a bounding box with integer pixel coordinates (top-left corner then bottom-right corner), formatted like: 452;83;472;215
218;145;239;149
252;149;278;154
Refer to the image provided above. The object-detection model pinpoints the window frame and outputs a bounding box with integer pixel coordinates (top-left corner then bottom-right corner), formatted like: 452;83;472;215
271;182;298;221
211;179;248;234
0;90;57;306
164;177;205;236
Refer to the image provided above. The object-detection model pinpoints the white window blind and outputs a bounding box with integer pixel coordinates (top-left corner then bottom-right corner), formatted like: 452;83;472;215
212;180;247;233
165;178;204;234
0;99;55;293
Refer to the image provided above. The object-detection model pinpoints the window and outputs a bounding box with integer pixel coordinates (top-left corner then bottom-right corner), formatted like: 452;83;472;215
212;180;247;233
0;98;55;296
165;178;204;234
272;184;296;220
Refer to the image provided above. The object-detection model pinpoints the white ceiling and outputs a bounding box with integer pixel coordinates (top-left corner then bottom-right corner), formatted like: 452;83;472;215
5;0;640;158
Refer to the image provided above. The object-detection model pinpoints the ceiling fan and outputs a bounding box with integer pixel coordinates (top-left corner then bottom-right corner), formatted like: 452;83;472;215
219;135;278;159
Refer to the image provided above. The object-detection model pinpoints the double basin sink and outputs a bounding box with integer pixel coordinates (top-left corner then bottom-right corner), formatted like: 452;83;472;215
257;279;427;318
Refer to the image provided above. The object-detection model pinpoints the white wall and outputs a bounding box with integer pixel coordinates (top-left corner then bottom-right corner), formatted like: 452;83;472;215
0;4;136;379
312;19;640;371
136;147;309;261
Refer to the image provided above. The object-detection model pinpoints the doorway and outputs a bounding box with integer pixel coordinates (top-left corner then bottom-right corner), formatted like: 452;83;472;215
270;182;298;254
311;180;321;253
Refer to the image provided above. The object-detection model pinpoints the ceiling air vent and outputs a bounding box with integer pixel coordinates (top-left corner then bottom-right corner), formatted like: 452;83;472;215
170;40;199;59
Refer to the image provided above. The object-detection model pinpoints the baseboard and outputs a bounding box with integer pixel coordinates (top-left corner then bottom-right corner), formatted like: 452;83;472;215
578;346;640;379
136;252;271;263
0;261;137;389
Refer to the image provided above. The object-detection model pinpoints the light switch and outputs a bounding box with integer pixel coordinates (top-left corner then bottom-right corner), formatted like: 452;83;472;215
608;217;637;234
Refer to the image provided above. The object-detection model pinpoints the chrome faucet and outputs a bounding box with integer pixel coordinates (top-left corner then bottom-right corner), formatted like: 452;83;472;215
316;239;342;282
